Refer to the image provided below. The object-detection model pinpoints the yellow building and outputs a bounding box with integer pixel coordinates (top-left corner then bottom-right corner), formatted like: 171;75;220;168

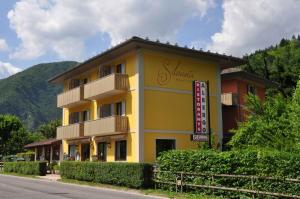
49;37;243;163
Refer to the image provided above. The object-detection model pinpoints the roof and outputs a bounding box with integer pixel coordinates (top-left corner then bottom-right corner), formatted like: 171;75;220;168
24;139;62;148
49;36;245;84
221;68;277;87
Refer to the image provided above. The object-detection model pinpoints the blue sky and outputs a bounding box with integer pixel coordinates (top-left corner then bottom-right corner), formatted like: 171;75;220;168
0;0;300;78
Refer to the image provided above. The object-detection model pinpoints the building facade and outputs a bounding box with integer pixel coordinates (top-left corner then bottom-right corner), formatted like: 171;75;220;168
49;37;243;163
221;68;275;148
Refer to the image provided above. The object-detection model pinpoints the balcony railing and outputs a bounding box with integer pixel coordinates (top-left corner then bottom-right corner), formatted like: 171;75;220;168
84;73;128;100
84;116;128;136
221;93;238;106
57;86;84;108
57;123;84;139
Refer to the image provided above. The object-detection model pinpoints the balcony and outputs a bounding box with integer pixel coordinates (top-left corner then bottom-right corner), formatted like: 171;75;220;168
84;73;128;100
57;86;85;108
84;116;128;136
221;93;238;106
57;123;84;139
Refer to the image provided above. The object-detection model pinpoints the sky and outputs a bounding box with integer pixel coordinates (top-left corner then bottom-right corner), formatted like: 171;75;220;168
0;0;300;79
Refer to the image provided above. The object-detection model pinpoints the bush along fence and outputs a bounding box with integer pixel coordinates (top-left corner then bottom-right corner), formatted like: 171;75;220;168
156;149;300;198
3;161;47;176
60;161;153;188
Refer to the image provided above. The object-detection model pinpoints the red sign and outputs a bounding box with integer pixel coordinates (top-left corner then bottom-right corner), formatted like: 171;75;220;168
193;81;208;135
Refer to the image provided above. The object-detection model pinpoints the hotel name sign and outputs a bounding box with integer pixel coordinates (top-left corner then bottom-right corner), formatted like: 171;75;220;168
156;60;194;86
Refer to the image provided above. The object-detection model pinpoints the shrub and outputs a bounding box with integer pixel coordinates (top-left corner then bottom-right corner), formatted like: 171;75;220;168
156;149;300;197
3;161;47;176
60;161;153;188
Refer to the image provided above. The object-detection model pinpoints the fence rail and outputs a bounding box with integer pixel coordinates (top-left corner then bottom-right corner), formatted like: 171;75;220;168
154;170;300;198
0;162;3;171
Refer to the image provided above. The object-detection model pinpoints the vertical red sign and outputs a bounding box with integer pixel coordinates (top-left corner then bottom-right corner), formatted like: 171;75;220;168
192;81;208;141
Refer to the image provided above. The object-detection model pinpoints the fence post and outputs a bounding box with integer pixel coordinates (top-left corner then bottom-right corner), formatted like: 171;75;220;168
251;176;255;199
175;176;178;193
212;175;215;195
180;172;183;193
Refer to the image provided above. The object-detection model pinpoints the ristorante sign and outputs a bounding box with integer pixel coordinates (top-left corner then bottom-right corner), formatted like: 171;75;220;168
192;81;209;142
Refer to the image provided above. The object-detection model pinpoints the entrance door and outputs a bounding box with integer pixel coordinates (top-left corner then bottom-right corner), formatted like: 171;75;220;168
98;142;107;161
81;143;90;161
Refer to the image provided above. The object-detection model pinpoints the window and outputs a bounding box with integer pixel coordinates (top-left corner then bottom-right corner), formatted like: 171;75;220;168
98;104;113;118
99;65;112;78
97;142;107;161
115;101;125;116
116;63;125;74
82;110;90;122
69;112;80;124
69;79;80;89
68;145;76;159
156;139;176;158
81;78;89;85
115;140;127;161
247;84;256;95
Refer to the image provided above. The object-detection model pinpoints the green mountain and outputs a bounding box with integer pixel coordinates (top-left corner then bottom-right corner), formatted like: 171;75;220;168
0;61;78;130
243;35;300;96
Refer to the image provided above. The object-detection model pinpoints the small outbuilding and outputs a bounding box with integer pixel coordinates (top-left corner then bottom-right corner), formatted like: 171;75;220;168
24;139;62;163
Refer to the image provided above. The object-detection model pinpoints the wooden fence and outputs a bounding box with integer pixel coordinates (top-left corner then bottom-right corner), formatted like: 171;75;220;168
154;170;300;198
0;162;3;171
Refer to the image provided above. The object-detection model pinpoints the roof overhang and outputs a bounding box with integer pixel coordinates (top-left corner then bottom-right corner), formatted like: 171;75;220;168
49;37;245;84
221;70;277;88
24;139;62;149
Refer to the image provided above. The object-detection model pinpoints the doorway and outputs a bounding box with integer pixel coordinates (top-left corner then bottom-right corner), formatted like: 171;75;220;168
81;143;90;161
97;142;107;162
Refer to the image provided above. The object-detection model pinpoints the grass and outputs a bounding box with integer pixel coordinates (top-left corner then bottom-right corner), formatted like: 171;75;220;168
59;178;221;199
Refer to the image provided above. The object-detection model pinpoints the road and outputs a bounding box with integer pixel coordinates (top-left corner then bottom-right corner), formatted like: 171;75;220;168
0;174;163;199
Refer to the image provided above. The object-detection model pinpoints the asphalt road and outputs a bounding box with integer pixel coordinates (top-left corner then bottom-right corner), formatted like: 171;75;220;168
0;174;163;199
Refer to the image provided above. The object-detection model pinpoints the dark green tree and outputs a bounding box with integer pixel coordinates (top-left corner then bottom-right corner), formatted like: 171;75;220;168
243;37;300;97
35;119;61;139
0;114;44;157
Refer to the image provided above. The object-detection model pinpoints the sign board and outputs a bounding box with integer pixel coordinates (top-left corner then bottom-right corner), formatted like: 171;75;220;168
192;81;210;142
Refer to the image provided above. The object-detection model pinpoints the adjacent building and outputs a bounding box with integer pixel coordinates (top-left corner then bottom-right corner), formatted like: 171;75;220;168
49;37;244;163
221;68;275;148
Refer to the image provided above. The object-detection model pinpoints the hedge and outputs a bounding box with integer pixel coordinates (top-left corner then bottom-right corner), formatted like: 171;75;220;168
60;161;153;188
156;149;300;197
3;161;47;176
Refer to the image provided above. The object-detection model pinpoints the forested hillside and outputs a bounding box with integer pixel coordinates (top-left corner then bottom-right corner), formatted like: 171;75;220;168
243;36;300;96
0;61;78;129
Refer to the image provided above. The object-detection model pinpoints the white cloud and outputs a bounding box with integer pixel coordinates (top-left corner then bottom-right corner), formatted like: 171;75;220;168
0;39;8;51
8;0;215;60
208;0;300;56
0;61;22;79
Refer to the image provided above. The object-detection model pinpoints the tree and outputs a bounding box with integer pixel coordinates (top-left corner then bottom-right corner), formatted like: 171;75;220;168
229;79;300;151
35;120;61;139
243;36;300;97
0;114;45;157
229;93;297;151
0;115;23;156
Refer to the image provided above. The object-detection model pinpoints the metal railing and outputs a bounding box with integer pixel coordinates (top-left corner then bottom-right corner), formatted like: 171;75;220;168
154;170;300;198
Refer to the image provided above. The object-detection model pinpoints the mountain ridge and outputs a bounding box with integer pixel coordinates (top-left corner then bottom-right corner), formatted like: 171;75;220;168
0;61;78;129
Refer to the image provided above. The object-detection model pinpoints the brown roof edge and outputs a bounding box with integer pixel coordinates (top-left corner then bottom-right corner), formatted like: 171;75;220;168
24;139;62;148
221;69;278;88
48;36;245;84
